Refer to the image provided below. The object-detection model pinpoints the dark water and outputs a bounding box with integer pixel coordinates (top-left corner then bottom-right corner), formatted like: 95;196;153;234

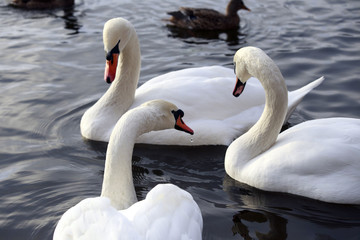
0;0;360;239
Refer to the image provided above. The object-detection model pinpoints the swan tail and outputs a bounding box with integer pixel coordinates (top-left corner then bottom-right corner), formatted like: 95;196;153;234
286;76;325;122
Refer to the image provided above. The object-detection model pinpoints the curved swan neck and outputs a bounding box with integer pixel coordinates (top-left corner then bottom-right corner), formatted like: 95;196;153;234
101;27;141;113
248;69;288;150
80;22;141;141
100;106;150;210
225;51;288;176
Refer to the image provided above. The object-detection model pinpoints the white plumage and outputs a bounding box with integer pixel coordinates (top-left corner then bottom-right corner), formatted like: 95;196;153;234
80;18;322;146
54;184;202;240
55;100;203;239
225;46;360;204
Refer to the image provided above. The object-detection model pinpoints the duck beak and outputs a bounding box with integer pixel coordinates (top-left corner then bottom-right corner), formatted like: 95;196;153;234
242;5;251;11
233;77;246;97
104;53;119;84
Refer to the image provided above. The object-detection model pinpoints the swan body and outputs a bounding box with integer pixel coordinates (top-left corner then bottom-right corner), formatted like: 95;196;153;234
225;46;360;204
166;0;250;30
55;100;202;239
80;17;321;146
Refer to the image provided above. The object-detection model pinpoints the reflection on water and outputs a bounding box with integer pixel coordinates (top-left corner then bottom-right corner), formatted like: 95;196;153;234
166;25;246;46
0;0;360;239
60;6;82;34
223;175;360;240
232;210;287;240
6;3;82;34
7;0;74;10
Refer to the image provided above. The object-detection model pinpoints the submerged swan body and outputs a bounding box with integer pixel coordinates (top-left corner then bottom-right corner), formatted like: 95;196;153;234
54;100;202;239
225;46;360;204
81;17;321;146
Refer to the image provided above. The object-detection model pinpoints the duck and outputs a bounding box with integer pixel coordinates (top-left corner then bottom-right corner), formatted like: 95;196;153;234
80;17;322;146
225;46;360;204
165;0;250;30
54;100;203;239
8;0;74;9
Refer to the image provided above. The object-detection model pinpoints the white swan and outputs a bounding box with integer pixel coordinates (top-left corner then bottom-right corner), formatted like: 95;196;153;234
225;46;360;204
80;17;322;146
54;100;202;239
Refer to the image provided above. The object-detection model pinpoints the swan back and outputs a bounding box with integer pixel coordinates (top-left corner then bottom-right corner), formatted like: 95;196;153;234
234;117;360;204
53;197;142;240
121;184;203;240
54;185;203;240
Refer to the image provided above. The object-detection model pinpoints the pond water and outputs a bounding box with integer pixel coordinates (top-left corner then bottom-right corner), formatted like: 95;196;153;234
0;0;359;239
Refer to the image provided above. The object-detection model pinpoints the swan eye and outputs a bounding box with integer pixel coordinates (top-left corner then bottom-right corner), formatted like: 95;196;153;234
105;52;113;61
233;62;236;74
171;109;184;120
105;40;121;61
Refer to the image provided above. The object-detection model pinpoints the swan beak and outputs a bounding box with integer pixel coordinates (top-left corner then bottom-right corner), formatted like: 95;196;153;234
104;53;119;84
233;77;247;97
172;109;194;135
175;116;194;135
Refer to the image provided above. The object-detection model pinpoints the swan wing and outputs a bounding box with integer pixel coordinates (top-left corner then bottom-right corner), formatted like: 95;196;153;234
240;118;360;204
121;184;203;240
286;76;324;121
133;66;266;145
53;197;141;240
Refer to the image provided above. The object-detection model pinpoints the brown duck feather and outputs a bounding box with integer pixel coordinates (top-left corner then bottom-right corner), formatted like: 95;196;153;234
167;0;250;30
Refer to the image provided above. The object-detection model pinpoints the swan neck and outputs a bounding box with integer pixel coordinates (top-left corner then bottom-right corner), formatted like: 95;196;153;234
226;63;288;177
252;72;288;148
100;108;149;210
105;29;141;113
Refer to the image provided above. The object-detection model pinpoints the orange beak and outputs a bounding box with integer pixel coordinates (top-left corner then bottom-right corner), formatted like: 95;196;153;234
104;53;119;84
175;115;194;135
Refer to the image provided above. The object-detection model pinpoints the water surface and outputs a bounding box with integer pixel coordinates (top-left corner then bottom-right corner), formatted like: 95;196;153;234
0;0;359;239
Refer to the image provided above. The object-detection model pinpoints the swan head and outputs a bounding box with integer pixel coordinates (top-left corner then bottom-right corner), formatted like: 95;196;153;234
232;46;272;97
103;18;134;83
140;100;194;135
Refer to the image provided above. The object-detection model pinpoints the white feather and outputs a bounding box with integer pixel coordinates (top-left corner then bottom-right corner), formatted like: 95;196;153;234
55;100;203;239
225;46;360;204
80;18;321;146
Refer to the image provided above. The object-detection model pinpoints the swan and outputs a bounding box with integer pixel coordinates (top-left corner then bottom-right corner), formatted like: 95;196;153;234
80;17;322;146
54;100;202;239
165;0;250;30
225;46;360;204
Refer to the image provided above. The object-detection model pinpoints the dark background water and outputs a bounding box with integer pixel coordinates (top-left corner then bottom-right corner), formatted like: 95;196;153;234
0;0;360;239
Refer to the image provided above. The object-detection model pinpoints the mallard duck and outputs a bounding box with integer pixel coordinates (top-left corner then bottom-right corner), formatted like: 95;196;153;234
166;0;250;30
8;0;74;9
